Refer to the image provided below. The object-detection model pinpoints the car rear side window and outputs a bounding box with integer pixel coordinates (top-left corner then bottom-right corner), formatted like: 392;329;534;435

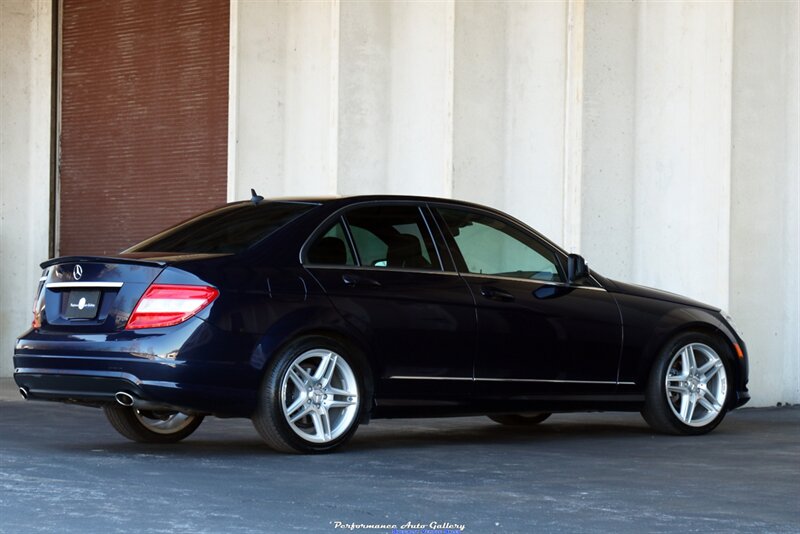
306;220;356;266
437;207;563;282
126;202;316;254
343;205;441;270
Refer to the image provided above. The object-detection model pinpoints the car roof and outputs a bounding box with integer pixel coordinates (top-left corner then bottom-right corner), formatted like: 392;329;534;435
242;194;497;211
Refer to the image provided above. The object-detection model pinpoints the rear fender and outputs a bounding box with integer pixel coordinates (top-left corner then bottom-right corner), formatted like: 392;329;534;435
248;302;375;416
249;302;372;375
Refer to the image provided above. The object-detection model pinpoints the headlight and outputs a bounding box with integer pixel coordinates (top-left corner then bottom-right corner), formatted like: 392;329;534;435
721;310;744;338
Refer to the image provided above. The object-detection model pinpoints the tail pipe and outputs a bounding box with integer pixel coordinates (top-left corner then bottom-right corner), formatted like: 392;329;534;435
115;391;135;407
19;387;29;400
114;391;190;413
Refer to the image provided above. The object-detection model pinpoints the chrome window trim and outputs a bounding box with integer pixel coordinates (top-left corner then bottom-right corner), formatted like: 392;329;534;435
458;272;607;292
301;263;606;289
389;375;634;385
302;264;462;277
46;282;123;289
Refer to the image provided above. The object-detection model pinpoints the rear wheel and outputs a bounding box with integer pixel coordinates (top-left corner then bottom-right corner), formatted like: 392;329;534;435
642;332;731;435
103;404;204;443
488;413;551;426
252;336;365;453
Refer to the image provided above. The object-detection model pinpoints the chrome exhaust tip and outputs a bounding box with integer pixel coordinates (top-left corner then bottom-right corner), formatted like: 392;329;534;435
115;391;135;407
19;387;29;400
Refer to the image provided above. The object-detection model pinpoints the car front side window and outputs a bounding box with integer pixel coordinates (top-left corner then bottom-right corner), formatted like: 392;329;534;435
437;207;563;282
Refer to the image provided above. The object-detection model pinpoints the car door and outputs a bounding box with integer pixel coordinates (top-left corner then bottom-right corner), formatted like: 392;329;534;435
303;203;476;402
432;205;623;399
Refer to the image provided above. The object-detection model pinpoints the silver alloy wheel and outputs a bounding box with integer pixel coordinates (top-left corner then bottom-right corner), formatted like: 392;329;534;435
133;410;196;435
280;348;359;444
665;343;728;427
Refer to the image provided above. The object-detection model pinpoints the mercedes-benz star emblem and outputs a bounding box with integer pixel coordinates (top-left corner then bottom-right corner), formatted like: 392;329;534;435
73;264;83;280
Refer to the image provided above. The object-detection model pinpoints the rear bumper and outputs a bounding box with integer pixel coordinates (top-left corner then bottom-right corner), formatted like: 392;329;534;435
13;318;261;416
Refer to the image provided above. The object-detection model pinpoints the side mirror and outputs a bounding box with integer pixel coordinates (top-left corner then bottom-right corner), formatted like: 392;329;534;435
567;254;589;283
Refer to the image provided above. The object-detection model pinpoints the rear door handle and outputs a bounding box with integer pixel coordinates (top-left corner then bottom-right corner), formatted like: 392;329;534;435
480;286;515;302
342;273;382;288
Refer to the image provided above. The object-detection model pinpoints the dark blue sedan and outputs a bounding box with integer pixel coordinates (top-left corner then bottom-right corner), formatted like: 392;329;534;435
14;195;750;453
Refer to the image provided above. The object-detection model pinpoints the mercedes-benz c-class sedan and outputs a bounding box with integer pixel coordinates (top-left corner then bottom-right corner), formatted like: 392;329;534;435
14;195;749;453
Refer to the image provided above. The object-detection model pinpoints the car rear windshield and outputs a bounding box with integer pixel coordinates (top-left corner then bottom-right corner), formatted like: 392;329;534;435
125;201;317;254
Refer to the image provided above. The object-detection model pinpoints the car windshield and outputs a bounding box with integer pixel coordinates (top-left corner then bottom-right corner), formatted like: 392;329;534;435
125;201;317;254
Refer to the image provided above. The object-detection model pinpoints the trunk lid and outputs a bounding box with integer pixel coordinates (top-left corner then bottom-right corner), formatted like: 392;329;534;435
36;256;166;332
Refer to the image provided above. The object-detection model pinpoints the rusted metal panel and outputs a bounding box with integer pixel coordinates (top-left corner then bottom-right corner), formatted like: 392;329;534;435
59;0;229;256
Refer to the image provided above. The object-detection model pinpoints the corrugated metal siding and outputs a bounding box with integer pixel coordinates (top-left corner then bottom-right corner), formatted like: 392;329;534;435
59;0;229;256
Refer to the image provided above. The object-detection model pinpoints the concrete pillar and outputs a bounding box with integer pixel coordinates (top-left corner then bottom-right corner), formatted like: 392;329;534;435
632;1;733;309
228;0;286;201
337;1;391;195
502;1;568;242
453;1;568;241
338;0;455;197
0;0;53;379
580;1;637;280
730;0;800;405
452;1;507;210
230;0;338;200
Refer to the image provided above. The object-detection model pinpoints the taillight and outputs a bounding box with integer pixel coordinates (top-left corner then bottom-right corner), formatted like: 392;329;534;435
126;284;219;330
32;273;46;329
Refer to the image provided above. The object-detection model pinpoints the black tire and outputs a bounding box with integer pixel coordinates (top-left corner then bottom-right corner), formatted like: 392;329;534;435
252;335;368;454
641;331;733;436
103;404;204;443
488;413;551;426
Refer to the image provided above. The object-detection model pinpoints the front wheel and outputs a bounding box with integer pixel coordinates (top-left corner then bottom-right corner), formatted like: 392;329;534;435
642;332;731;435
103;404;204;443
252;336;365;453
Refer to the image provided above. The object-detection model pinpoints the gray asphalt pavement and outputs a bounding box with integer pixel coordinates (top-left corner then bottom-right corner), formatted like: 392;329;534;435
0;381;798;534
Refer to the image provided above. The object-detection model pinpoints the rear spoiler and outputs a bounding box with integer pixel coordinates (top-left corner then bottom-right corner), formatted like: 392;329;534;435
40;255;167;269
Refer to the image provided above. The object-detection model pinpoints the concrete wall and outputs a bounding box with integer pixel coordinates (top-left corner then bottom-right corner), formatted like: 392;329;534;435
231;0;798;406
2;0;797;406
0;0;53;381
730;0;800;406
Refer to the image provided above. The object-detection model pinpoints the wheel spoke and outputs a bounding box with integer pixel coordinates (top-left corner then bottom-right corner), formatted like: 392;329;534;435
327;385;355;397
685;345;698;373
293;364;313;384
327;398;356;409
667;384;689;395
320;410;332;439
310;410;332;441
667;373;687;382
285;394;306;418
702;363;722;384
697;359;716;375
289;405;313;423
321;354;338;386
313;352;335;381
679;393;690;420
287;368;306;390
684;396;697;423
703;389;721;410
698;396;718;413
